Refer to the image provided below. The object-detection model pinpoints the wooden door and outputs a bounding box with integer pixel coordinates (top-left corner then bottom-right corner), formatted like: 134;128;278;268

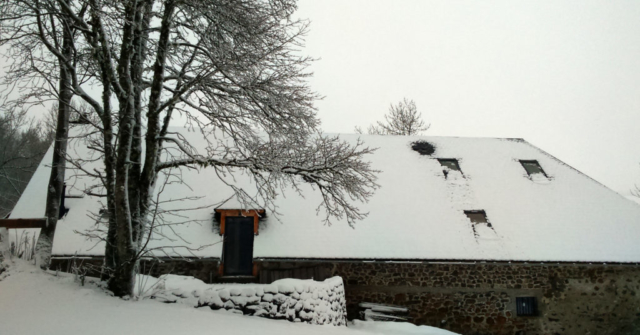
222;216;255;276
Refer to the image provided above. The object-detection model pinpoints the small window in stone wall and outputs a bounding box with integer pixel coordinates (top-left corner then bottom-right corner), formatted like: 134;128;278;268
516;297;538;316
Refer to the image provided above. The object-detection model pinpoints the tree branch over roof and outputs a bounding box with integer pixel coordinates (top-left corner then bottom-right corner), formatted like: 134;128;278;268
157;135;378;226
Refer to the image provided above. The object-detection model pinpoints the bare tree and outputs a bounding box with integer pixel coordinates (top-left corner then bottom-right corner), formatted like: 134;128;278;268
2;0;379;297
0;0;77;268
356;98;429;136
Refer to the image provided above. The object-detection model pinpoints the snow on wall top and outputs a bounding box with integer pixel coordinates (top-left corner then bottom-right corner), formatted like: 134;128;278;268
10;128;640;263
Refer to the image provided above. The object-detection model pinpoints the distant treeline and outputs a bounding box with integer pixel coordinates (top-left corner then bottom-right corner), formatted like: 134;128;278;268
0;110;52;218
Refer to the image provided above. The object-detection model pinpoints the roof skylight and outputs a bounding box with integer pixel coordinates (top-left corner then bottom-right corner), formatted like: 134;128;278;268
464;210;488;224
438;159;461;172
520;160;547;177
438;158;462;179
463;210;494;238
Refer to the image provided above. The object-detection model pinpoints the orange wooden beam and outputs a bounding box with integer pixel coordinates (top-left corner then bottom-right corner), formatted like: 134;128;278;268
220;211;227;235
0;218;47;229
215;209;264;236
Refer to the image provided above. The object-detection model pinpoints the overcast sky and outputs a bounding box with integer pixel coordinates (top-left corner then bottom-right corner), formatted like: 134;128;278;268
1;1;638;197
293;0;640;196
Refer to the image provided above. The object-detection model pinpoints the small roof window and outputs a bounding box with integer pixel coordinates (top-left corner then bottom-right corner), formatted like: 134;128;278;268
438;158;462;179
438;159;461;172
520;160;547;177
464;210;494;238
464;210;490;226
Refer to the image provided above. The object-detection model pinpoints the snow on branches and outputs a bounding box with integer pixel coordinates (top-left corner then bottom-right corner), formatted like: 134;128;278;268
1;0;379;296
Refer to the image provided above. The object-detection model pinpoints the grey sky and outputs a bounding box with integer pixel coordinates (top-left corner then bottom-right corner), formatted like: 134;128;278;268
1;1;637;197
295;0;640;196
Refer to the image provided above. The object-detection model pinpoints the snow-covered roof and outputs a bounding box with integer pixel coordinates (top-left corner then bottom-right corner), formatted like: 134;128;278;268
11;128;640;263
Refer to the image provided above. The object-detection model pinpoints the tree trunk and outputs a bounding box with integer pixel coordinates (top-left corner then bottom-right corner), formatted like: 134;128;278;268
35;13;73;269
106;0;139;296
139;0;175;222
108;108;136;296
108;0;174;297
87;0;119;280
129;0;153;250
109;256;137;297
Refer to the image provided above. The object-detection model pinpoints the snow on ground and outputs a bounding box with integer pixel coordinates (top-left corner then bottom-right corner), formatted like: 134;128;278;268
0;260;457;335
351;321;458;335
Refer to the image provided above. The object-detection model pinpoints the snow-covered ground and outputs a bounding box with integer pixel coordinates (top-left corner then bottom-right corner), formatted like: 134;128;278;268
0;260;457;335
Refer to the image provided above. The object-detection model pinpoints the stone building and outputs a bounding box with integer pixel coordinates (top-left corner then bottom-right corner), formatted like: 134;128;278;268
8;129;640;334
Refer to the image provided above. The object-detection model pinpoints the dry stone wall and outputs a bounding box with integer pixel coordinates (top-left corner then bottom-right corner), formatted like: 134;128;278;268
196;276;347;326
333;262;640;335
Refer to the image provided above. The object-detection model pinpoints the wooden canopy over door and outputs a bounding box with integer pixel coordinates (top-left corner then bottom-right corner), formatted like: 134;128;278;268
215;209;264;236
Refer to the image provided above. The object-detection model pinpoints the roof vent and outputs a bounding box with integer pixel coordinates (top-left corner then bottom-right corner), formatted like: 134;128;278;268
411;141;435;156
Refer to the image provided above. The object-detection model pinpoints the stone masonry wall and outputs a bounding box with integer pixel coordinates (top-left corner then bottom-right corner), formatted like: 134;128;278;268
50;257;220;282
333;262;640;335
50;257;640;334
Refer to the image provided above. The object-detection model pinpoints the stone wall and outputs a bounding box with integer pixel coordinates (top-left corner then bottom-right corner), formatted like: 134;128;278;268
258;261;334;283
50;258;335;284
333;262;640;335
196;276;347;325
50;257;640;334
50;257;220;282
